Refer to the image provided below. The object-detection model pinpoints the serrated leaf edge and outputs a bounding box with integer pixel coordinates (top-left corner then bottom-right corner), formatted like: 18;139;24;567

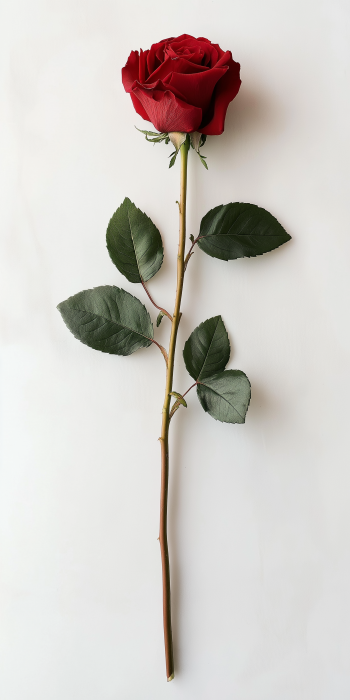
196;370;251;423
57;285;154;347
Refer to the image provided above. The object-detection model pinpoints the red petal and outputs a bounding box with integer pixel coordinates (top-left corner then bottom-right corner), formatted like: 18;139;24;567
191;36;210;42
214;50;232;69
165;45;204;65
169;36;213;66
130;92;151;123
209;42;225;60
166;65;228;110
139;49;149;83
146;56;209;84
167;34;196;45
147;38;172;75
133;78;188;102
122;51;140;93
198;38;224;63
132;85;202;133
199;57;241;135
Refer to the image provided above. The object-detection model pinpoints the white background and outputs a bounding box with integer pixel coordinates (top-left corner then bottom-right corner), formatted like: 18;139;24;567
1;1;350;698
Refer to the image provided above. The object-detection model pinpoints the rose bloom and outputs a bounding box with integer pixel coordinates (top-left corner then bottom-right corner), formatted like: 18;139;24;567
122;34;241;135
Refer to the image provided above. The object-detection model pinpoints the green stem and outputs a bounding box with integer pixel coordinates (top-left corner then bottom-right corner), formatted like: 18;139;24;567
159;140;189;682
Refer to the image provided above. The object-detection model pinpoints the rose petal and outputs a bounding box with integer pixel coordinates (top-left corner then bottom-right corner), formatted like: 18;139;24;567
132;85;202;133
199;57;241;135
209;42;226;60
166;65;228;110
167;34;196;45
139;49;149;83
130;91;152;123
198;38;224;63
166;45;204;65
169;36;214;66
122;50;140;92
147;38;171;75
213;50;232;69
146;56;209;84
171;36;220;66
133;78;188;103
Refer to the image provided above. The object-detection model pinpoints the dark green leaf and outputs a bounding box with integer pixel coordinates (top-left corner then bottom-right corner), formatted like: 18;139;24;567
156;311;165;327
169;392;187;408
197;203;291;260
57;285;153;356
106;197;163;283
183;315;230;381
197;370;251;423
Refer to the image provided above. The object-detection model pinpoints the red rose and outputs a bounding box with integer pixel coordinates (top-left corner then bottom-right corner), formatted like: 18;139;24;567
122;34;241;135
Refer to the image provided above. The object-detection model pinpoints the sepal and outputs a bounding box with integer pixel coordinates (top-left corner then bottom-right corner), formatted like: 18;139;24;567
190;132;208;169
135;127;170;143
169;132;187;151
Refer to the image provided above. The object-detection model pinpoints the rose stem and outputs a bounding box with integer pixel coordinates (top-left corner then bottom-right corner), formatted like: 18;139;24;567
159;138;189;682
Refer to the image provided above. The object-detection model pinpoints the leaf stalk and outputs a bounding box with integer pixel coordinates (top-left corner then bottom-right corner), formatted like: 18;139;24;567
141;280;173;322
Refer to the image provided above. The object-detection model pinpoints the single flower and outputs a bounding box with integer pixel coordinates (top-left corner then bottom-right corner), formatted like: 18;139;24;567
122;34;241;135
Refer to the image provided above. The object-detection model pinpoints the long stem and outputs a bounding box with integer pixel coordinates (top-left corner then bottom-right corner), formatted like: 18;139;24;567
159;140;188;682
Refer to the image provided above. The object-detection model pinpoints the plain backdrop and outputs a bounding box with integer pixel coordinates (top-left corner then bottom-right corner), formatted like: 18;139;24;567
1;1;350;698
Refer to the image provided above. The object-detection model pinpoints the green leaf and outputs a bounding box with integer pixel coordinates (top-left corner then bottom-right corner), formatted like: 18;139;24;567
197;370;251;423
156;311;165;327
106;197;163;283
169;391;187;408
197;203;291;260
57;286;153;356
183;315;230;382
